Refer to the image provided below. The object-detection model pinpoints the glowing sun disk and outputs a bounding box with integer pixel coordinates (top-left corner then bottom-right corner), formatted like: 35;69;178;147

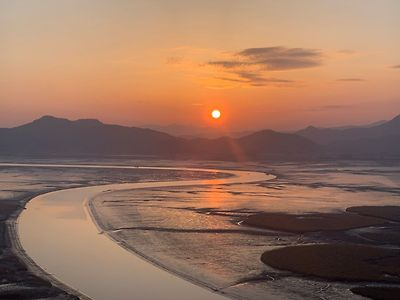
211;109;221;119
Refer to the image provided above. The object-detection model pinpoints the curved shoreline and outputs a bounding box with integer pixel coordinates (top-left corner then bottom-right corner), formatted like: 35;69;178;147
86;197;225;296
13;163;274;300
4;163;234;300
7;205;90;299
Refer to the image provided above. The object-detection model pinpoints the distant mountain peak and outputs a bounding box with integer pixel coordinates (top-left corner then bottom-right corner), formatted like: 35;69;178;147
36;115;67;122
296;113;400;145
304;125;319;130
254;129;281;136
28;115;70;127
74;118;103;126
390;114;400;122
1;114;399;160
298;125;322;134
32;116;103;126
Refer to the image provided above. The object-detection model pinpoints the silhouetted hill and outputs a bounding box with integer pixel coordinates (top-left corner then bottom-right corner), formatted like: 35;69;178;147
0;116;321;160
0;116;180;157
238;130;320;159
176;130;321;160
328;134;400;158
2;115;398;160
297;114;400;144
296;114;400;159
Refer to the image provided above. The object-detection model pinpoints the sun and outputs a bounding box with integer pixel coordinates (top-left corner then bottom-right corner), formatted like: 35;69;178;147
211;109;221;119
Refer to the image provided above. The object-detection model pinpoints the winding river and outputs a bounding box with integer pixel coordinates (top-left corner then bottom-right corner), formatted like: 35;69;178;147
11;163;274;300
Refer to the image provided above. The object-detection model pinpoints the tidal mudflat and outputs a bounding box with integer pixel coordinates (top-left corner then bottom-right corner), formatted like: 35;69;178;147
1;159;399;299
92;161;400;300
0;160;227;299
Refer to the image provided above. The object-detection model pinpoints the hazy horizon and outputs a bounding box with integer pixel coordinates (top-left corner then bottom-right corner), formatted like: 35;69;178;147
1;113;398;134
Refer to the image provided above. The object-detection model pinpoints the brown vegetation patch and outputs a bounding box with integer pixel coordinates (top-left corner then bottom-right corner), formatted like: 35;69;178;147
346;206;400;222
242;212;386;233
261;243;400;282
351;286;400;300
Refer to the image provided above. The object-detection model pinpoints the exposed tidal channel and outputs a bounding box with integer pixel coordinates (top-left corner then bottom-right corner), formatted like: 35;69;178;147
15;164;274;300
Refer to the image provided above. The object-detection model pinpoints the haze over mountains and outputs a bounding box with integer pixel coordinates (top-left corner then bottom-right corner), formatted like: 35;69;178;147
0;115;399;160
143;120;388;139
297;116;400;144
141;123;252;139
297;115;400;158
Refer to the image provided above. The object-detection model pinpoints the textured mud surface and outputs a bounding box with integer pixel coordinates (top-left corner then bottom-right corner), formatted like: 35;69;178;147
92;161;400;299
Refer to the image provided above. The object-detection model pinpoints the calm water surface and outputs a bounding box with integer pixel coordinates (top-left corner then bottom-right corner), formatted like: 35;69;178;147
17;164;273;300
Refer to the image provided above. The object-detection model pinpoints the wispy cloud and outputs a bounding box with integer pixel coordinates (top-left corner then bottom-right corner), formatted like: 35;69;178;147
165;46;323;88
336;49;357;55
304;104;352;112
391;64;400;69
209;47;322;71
209;61;250;68
216;72;294;87
207;46;322;86
322;104;351;110
336;78;366;82
165;56;184;65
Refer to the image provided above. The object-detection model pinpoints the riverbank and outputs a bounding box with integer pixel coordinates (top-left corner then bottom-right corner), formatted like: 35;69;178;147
17;167;271;300
2;192;80;299
1;162;228;299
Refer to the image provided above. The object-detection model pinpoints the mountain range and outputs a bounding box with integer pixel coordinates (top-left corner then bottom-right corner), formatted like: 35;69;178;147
0;115;399;160
296;115;400;158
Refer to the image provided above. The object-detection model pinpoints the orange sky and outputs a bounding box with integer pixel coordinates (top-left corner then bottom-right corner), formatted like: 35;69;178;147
1;0;399;130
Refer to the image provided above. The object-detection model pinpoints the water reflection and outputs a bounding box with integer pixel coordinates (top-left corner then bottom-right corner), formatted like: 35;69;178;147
18;166;272;300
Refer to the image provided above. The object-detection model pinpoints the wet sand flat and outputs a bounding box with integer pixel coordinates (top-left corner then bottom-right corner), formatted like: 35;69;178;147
3;160;400;300
92;162;400;300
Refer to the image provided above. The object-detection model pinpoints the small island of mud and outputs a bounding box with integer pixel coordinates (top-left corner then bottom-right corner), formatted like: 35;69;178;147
261;243;400;282
351;286;400;300
242;211;386;233
346;206;400;222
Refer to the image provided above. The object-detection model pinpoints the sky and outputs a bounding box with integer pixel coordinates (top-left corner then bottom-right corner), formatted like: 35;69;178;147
1;0;400;131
